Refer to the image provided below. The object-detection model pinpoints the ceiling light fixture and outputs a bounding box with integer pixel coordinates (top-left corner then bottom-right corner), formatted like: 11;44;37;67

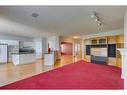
94;17;98;22
91;11;96;18
73;36;79;39
97;21;101;26
91;15;94;18
91;11;102;26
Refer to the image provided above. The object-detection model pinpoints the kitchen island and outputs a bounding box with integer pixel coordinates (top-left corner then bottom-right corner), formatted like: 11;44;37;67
44;52;55;66
12;52;36;66
44;51;60;66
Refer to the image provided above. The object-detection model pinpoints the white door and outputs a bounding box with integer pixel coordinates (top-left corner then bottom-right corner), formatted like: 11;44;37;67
0;44;7;63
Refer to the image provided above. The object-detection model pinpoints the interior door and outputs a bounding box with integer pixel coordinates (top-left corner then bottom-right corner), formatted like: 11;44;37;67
0;44;7;63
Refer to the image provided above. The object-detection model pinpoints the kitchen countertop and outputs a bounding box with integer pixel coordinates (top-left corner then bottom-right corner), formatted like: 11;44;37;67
44;53;52;54
44;51;57;54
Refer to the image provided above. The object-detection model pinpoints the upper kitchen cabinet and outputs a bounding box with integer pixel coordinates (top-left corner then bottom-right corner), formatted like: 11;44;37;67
0;40;8;44
19;41;34;49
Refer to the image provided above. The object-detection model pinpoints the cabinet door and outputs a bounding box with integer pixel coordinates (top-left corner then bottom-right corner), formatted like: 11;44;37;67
99;39;106;44
92;40;97;44
86;45;91;55
108;44;116;57
12;55;19;65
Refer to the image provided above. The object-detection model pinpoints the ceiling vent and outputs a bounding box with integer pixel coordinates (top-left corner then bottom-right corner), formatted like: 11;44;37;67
31;13;39;18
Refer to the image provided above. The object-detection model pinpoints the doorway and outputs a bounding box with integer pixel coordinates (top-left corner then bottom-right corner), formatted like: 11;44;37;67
61;42;73;55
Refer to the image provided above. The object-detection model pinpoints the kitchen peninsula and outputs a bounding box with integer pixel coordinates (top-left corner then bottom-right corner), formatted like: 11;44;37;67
12;49;36;65
44;51;60;66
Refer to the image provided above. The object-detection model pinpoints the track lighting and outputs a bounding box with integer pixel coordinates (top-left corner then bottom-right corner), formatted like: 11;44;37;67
91;11;96;18
94;17;98;22
91;14;95;18
97;21;101;26
91;11;102;26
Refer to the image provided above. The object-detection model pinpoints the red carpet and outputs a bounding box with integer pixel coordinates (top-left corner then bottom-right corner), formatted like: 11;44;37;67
0;60;123;89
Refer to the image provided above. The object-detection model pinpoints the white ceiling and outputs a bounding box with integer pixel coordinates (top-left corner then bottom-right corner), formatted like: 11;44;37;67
0;6;125;36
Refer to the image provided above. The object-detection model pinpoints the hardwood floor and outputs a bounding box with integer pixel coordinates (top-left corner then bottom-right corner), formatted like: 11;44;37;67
0;55;82;86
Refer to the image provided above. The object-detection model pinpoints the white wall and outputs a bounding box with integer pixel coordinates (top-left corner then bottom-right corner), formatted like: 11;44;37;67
0;17;53;38
0;34;34;42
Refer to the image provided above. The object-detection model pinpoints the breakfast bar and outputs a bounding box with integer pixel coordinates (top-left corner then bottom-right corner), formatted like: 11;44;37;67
12;52;36;66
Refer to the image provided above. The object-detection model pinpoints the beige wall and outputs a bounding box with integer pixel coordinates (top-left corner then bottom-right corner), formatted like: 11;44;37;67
59;36;75;44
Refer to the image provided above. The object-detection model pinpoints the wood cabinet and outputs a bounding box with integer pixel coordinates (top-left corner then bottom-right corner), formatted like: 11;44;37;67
84;35;124;67
91;37;107;44
107;36;117;44
84;55;91;62
107;35;124;67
